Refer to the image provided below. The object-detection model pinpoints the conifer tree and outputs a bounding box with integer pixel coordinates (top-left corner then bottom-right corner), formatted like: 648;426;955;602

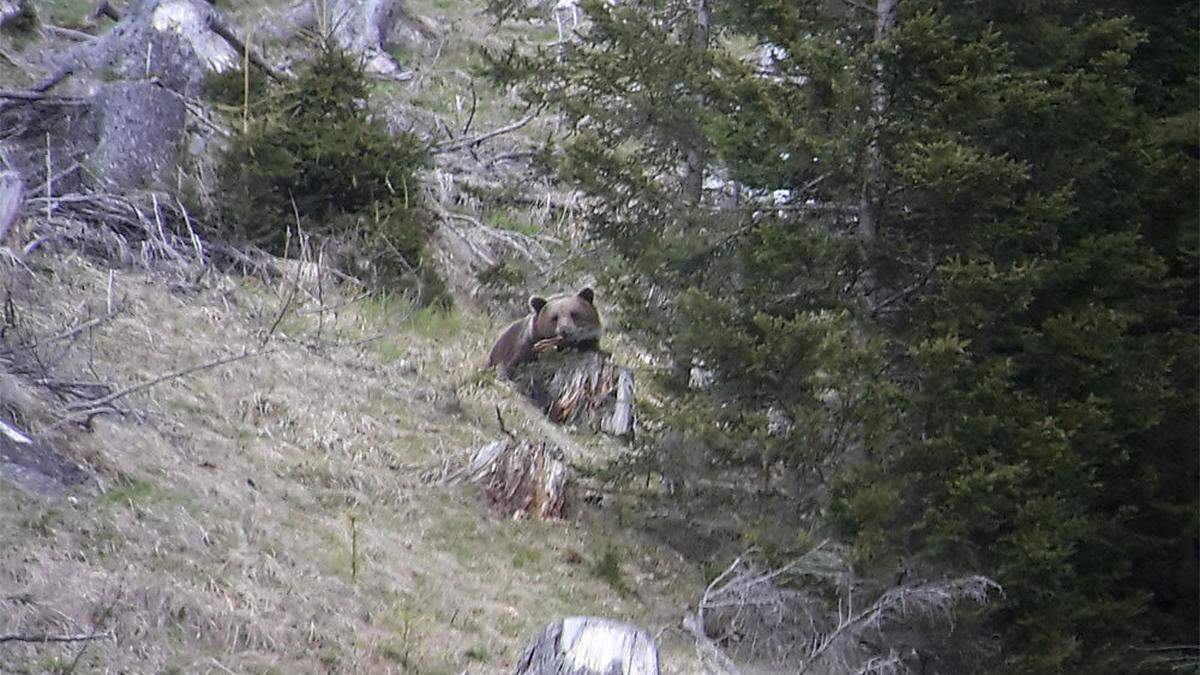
487;0;1198;670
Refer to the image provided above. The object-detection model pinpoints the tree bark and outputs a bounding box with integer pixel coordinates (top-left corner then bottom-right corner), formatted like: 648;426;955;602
680;0;710;204
858;0;897;306
520;350;634;436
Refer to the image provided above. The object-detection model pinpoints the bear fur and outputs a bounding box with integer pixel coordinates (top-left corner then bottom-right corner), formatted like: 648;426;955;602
487;288;602;378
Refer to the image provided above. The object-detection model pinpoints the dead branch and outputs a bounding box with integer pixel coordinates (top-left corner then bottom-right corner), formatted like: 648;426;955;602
42;24;97;41
0;307;122;355
0;633;113;643
460;79;478;137
0;89;85;104
494;404;516;440
63;348;272;416
429;200;551;262
686;547;1000;674
206;15;289;83
432;108;542;154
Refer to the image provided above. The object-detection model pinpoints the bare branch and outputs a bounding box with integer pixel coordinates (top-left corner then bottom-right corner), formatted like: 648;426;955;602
64;349;272;416
0;633;113;643
432;108;543;154
1;307;122;355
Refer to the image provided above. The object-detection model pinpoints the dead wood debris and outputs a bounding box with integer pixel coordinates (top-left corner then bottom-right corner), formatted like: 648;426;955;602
443;437;571;520
0;633;114;643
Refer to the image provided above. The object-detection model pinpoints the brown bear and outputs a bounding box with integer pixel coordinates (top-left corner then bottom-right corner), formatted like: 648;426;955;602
487;288;602;378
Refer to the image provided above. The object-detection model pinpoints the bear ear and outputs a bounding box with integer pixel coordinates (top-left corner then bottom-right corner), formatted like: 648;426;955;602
529;296;548;314
577;288;595;304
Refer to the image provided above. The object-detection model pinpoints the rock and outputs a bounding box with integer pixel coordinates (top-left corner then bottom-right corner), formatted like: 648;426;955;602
0;0;237;192
0;0;30;30
0;418;89;497
514;616;661;675
82;82;187;191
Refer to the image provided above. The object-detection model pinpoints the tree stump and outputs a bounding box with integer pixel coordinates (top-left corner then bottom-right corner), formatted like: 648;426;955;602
261;0;439;80
517;350;634;437
513;616;660;675
443;439;570;520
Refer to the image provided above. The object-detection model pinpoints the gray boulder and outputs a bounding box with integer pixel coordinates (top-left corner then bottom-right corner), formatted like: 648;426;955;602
82;82;187;191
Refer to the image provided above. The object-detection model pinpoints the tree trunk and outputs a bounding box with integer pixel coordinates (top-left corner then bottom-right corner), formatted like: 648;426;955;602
858;0;897;306
680;0;710;204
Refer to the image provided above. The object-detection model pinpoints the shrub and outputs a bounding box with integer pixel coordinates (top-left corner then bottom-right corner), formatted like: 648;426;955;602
202;66;271;110
216;43;440;301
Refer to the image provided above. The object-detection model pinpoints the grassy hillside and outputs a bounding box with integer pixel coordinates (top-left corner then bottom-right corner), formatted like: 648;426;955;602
1;253;702;673
0;1;711;672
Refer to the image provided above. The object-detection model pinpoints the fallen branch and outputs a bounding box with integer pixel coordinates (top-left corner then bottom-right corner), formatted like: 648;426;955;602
64;348;271;414
432;108;542;154
42;24;97;41
206;16;289;83
0;633;113;643
0;89;85;104
0;307;122;355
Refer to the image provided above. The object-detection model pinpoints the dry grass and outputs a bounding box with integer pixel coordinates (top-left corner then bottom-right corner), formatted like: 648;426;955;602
2;1;705;671
0;252;702;674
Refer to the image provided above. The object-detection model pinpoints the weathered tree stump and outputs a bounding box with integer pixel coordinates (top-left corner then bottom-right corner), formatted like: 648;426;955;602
517;350;634;437
444;438;570;520
261;0;440;80
513;616;660;675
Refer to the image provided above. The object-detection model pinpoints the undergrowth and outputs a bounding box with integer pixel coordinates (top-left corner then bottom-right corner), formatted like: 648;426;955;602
215;42;444;303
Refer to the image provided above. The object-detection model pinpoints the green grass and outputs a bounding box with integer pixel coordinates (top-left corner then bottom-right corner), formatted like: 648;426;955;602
465;644;490;662
591;544;629;595
97;476;164;509
35;0;99;26
487;211;540;237
511;543;543;569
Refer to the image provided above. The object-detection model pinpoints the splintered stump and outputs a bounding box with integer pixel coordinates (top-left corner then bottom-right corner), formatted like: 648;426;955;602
443;439;570;520
517;350;634;436
514;616;661;675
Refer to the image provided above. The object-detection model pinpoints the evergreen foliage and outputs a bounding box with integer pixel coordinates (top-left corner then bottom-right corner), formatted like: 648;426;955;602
487;0;1197;671
216;44;439;298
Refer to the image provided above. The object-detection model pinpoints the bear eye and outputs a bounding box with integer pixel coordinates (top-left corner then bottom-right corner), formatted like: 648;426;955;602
570;311;579;320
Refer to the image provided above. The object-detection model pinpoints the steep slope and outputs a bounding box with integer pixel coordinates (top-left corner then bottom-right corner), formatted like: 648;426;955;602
0;253;701;673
